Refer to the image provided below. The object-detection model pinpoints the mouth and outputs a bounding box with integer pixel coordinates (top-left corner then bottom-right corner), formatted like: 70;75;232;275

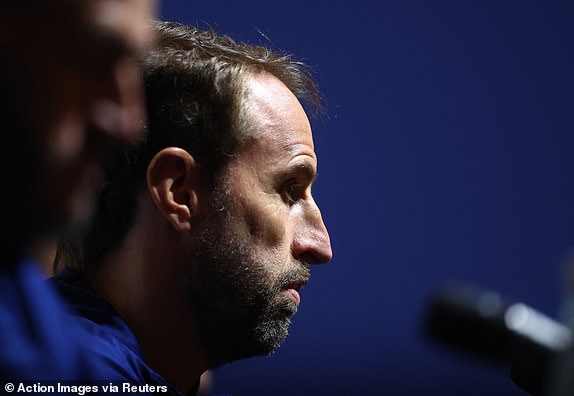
282;279;308;305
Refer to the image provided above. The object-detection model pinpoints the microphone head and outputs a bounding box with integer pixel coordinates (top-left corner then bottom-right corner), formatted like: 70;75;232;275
423;282;572;395
423;283;513;360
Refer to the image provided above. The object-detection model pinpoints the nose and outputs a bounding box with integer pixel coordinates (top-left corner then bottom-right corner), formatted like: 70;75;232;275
85;0;155;144
292;197;333;265
92;58;146;142
113;58;147;140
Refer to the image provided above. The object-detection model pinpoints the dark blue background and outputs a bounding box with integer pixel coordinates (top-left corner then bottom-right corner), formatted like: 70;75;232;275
159;2;574;395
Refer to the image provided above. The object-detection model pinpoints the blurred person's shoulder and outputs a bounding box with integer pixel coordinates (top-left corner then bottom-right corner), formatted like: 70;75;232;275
0;258;94;381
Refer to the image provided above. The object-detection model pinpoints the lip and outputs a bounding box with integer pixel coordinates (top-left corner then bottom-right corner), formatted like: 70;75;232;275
284;288;301;305
283;280;307;305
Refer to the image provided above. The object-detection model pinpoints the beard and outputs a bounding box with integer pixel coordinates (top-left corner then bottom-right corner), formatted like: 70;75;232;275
185;183;310;369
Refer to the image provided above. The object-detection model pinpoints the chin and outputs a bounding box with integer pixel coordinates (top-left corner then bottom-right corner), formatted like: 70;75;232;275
204;314;292;369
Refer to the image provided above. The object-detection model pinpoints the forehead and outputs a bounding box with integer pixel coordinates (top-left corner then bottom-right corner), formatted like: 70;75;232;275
241;72;315;154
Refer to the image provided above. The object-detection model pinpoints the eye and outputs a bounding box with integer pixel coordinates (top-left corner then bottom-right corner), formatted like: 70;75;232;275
282;181;304;205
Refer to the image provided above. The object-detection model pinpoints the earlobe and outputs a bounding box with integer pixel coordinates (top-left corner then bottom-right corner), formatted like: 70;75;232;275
147;148;199;232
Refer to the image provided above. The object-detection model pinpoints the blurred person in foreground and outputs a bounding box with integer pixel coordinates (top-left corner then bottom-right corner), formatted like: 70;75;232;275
0;0;157;381
54;21;333;395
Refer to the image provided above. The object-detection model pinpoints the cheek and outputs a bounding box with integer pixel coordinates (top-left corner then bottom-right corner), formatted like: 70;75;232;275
241;198;290;248
48;113;86;162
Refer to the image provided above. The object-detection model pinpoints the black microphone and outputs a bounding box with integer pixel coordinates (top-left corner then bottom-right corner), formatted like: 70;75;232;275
423;283;572;395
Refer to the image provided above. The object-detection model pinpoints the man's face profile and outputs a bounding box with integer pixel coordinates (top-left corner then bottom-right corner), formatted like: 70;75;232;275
186;73;333;368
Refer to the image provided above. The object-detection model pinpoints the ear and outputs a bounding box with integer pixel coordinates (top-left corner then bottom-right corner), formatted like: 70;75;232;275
147;147;200;232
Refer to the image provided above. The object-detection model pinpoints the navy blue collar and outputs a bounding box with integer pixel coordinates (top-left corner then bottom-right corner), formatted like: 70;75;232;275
51;268;143;358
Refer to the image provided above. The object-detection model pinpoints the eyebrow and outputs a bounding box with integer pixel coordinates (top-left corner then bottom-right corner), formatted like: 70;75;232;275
289;161;318;184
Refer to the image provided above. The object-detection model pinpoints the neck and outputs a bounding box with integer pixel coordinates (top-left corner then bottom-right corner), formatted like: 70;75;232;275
89;206;208;393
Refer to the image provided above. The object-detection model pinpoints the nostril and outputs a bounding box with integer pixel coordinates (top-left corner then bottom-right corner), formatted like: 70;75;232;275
298;252;319;266
294;241;332;266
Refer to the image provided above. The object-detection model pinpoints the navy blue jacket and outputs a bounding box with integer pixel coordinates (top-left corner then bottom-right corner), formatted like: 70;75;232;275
51;268;198;396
